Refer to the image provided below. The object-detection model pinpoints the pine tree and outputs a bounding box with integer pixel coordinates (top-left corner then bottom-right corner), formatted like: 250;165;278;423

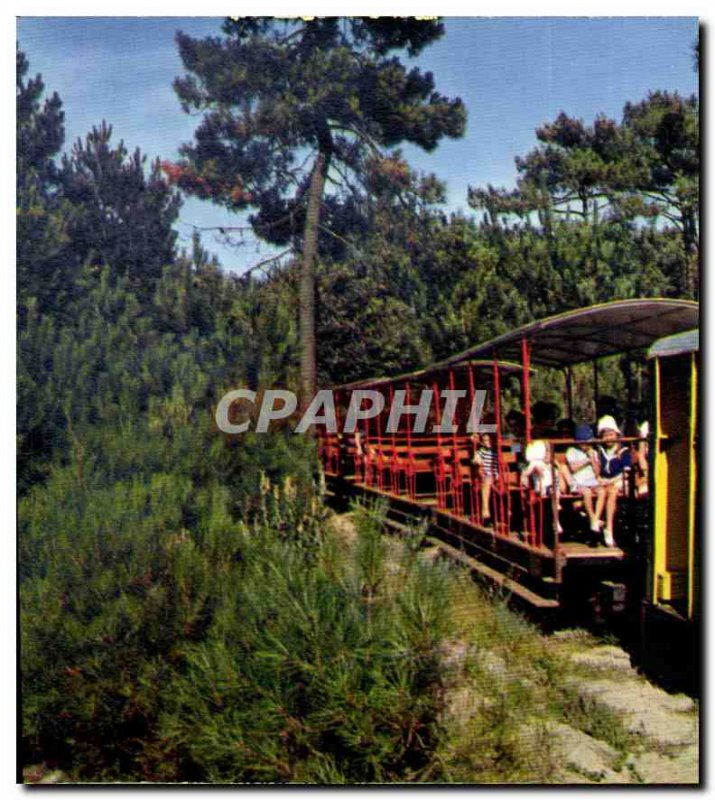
467;93;699;297
60;122;182;297
16;50;73;313
168;17;466;402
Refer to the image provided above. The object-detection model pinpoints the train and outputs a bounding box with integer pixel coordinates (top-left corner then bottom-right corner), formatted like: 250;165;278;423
642;327;699;664
317;298;700;646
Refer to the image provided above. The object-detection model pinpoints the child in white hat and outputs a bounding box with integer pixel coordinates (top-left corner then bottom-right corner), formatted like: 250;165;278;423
594;415;632;547
521;439;563;533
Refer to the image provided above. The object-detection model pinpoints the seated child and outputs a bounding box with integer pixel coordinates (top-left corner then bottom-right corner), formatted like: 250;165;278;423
522;439;549;493
565;423;602;538
594;415;632;547
521;439;563;532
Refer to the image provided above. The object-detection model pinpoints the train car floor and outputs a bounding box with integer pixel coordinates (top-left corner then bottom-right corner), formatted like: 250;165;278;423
425;536;560;610
560;541;625;561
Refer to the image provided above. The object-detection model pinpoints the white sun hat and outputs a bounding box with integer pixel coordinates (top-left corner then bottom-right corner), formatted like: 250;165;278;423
597;415;621;435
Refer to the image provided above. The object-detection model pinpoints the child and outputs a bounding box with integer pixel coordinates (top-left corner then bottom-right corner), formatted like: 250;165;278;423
565;423;602;540
634;420;649;496
471;432;498;525
522;439;551;495
594;415;631;547
521;439;563;533
505;409;525;461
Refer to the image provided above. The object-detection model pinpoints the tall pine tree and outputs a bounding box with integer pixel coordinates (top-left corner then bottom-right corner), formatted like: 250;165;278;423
16;50;72;313
60;122;181;297
167;17;466;402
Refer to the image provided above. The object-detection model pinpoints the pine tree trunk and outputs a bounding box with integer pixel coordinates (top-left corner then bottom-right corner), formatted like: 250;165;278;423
681;207;698;298
300;150;329;411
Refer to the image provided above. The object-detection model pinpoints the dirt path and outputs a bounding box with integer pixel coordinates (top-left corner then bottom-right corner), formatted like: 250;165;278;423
548;633;698;783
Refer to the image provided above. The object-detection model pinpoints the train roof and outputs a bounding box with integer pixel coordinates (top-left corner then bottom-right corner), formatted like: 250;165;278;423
648;328;699;359
334;359;528;391
438;299;699;369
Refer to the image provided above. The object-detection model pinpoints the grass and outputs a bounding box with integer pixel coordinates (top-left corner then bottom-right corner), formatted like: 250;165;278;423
326;506;666;784
555;687;636;753
424;568;564;782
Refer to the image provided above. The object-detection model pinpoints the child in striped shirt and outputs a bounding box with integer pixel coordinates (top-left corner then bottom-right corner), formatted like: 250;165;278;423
472;432;498;525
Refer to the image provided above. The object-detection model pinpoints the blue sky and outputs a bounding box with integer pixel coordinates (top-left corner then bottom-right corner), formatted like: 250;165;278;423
17;16;699;273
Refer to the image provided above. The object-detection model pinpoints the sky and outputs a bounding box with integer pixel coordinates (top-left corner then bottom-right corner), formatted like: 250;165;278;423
17;16;699;274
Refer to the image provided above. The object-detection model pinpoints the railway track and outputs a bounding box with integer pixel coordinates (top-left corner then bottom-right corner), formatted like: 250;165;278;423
327;475;632;621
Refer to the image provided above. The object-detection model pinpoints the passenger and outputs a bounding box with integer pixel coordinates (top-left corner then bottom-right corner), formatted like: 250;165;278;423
504;408;526;453
556;418;575;439
471;431;498;525
621;414;648;498
596;395;620;424
565;423;602;540
594;415;632;547
554;418;576;492
505;409;525;460
521;439;563;532
522;439;550;494
629;419;649;496
532;401;560;438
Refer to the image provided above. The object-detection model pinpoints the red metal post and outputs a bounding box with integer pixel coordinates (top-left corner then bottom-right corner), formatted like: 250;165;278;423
338;389;345;475
467;363;476;426
405;382;415;498
448;368;463;517
466;363;480;524
388;384;397;493
521;336;532;444
363;390;371;486
492;358;507;533
332;389;341;475
432;379;446;509
375;384;384;490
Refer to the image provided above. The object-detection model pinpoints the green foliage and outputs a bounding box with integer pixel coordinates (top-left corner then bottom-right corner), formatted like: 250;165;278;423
19;462;321;778
169;17;466;399
170;17;465;248
22;490;453;782
316;261;430;385
556;689;635;754
16;50;74;310
310;87;697;387
60;122;181;296
469;92;699;297
228;270;300;390
157;506;452;783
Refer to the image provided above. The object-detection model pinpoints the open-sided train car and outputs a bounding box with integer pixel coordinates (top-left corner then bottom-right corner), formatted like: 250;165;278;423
318;299;699;616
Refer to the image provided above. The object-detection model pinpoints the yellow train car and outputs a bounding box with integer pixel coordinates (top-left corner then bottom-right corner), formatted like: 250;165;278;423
644;329;699;632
